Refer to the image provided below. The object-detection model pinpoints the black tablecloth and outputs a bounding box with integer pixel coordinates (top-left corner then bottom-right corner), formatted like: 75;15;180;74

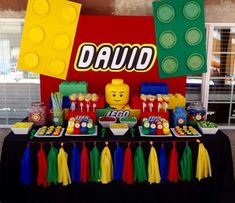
0;128;235;203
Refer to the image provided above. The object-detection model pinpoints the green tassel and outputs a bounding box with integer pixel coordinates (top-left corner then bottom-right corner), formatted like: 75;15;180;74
47;146;58;184
134;146;147;183
179;145;193;181
90;146;100;182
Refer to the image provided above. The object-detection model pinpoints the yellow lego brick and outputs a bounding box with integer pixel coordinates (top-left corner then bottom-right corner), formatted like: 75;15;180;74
168;93;186;110
17;0;81;79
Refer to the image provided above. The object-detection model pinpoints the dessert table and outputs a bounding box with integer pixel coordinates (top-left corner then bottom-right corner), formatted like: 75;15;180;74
0;128;234;203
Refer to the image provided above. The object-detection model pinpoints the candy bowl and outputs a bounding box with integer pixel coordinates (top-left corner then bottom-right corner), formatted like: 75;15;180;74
198;121;219;134
119;117;137;128
99;116;117;128
110;123;129;136
11;122;34;134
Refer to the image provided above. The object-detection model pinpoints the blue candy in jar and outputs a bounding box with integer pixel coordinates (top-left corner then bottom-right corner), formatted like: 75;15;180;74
187;102;206;126
172;106;187;127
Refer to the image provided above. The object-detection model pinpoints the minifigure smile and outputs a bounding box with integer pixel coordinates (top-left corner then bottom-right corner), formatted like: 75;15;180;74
114;99;121;102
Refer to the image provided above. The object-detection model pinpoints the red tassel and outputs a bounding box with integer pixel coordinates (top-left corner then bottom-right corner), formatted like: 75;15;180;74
37;144;48;187
122;143;133;185
168;142;179;182
80;142;90;182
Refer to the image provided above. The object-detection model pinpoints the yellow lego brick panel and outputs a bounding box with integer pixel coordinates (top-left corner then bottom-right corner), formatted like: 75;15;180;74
17;0;82;79
168;93;186;110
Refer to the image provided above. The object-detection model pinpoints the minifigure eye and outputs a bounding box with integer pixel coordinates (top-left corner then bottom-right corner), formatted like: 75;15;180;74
120;93;124;97
112;93;116;97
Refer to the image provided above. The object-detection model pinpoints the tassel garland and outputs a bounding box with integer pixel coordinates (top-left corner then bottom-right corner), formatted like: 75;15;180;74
100;144;113;184
70;145;80;182
179;144;193;181
113;144;124;180
134;146;147;183
37;144;48;187
148;145;161;184
196;143;212;181
57;144;71;186
20;146;33;185
80;142;90;183
159;145;168;183
168;142;179;182
19;140;213;186
122;143;134;185
47;146;58;184
90;145;100;182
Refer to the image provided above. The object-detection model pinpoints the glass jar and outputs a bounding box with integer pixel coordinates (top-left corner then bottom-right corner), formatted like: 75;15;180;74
187;102;206;125
172;106;187;127
28;102;47;126
52;109;63;126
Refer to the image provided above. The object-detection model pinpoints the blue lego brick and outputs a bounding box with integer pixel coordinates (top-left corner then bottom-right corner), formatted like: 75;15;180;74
140;82;168;95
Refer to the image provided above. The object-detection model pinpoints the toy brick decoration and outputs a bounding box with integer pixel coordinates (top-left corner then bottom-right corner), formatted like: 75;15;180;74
17;0;82;79
153;0;207;78
59;81;88;96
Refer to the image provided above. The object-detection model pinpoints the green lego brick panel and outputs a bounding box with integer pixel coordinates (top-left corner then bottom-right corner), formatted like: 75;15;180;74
59;81;88;96
153;0;207;78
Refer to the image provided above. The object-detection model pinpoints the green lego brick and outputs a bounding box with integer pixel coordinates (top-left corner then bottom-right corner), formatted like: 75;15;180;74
59;81;88;96
153;0;207;78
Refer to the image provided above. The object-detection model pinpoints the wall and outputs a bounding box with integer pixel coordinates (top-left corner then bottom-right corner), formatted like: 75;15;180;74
0;0;235;23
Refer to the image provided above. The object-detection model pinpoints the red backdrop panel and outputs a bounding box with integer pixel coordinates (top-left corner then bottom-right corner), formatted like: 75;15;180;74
40;16;186;107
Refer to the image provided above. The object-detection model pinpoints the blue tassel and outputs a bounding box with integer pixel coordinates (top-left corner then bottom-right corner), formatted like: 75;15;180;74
159;145;168;183
114;145;124;180
70;145;80;182
20;146;33;185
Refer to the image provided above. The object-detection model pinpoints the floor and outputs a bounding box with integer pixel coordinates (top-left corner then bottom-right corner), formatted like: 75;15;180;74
0;128;235;176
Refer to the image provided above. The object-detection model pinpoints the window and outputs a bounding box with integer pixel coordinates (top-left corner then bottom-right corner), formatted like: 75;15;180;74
0;19;40;126
202;24;235;128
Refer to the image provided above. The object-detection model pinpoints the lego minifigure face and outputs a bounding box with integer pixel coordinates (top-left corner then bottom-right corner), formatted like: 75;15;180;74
140;94;147;102
69;93;77;101
85;93;91;102
78;93;85;101
91;93;98;102
105;79;129;108
147;94;156;102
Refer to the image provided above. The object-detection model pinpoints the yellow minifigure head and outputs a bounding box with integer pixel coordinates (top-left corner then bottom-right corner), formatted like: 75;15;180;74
105;79;129;109
69;93;77;101
85;93;92;102
140;94;147;102
78;93;85;102
91;93;99;102
147;94;156;102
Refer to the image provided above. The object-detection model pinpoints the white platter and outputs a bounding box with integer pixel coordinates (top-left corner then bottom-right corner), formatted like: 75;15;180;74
171;128;202;138
138;126;173;137
34;128;65;138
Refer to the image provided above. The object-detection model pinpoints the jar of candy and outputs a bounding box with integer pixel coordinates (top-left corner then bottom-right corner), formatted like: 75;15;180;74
52;109;63;126
172;106;187;127
187;102;206;126
28;102;47;125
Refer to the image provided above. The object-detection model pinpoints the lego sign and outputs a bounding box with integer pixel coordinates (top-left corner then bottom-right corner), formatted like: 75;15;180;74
96;109;140;119
74;43;157;72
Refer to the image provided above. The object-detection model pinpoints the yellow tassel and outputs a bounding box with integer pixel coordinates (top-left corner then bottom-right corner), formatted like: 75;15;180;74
148;146;161;184
196;143;212;181
100;146;113;184
58;146;71;186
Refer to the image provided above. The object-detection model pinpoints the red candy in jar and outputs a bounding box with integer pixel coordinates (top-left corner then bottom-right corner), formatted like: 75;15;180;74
28;102;47;125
